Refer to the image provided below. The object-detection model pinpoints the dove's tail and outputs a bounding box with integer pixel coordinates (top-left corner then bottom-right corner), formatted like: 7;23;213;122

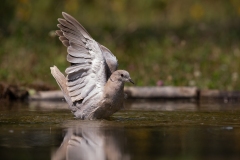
50;66;73;106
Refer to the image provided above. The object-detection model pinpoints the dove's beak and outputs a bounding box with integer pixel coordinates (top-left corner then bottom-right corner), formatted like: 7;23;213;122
129;78;135;84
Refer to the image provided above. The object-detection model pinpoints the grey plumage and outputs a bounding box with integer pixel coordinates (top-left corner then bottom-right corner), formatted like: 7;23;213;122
50;12;134;120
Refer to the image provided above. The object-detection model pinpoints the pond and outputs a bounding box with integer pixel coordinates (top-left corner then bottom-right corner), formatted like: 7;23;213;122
0;99;240;160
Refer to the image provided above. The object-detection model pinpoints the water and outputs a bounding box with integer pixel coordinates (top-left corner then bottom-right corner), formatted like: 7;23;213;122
1;100;240;160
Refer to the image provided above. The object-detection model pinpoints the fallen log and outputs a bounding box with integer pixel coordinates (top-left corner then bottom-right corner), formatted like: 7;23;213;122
125;86;198;98
29;86;198;100
29;90;64;100
200;89;240;103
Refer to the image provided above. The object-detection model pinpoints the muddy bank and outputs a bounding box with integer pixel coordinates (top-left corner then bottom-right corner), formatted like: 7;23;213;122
0;82;28;101
0;81;54;101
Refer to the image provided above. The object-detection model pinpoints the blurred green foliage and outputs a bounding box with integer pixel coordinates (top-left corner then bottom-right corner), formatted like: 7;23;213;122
1;0;240;90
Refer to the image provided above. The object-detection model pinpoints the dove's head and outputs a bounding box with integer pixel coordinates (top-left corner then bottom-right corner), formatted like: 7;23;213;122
110;70;134;84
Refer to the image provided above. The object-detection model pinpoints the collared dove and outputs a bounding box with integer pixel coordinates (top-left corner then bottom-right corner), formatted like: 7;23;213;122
50;12;134;120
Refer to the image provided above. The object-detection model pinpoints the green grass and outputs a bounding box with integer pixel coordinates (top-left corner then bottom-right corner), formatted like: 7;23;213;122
1;0;240;90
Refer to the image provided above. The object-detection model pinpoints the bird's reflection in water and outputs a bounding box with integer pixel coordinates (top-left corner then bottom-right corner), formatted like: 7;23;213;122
52;121;130;160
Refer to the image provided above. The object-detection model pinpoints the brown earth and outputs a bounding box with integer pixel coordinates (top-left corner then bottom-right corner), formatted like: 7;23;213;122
0;81;55;101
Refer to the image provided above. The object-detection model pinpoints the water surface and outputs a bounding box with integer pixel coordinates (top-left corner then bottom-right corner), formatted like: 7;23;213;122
1;100;240;160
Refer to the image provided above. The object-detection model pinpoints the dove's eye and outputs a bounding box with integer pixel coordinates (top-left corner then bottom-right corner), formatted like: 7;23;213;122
121;74;123;77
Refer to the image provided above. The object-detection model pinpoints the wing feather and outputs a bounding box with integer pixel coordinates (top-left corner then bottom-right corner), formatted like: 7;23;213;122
62;40;70;47
56;30;63;36
58;18;81;34
56;12;108;104
82;89;99;104
67;70;89;81
61;12;92;39
66;77;85;87
70;42;88;51
72;94;83;102
67;54;91;64
67;82;86;92
67;46;91;58
68;84;85;96
80;83;96;98
65;64;90;74
59;36;68;41
63;30;86;44
100;44;118;78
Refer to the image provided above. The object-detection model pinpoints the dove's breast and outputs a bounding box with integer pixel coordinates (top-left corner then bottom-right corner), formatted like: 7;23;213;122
89;80;125;119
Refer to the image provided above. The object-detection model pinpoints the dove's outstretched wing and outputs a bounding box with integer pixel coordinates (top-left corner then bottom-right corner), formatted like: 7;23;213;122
56;12;108;104
99;45;118;78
